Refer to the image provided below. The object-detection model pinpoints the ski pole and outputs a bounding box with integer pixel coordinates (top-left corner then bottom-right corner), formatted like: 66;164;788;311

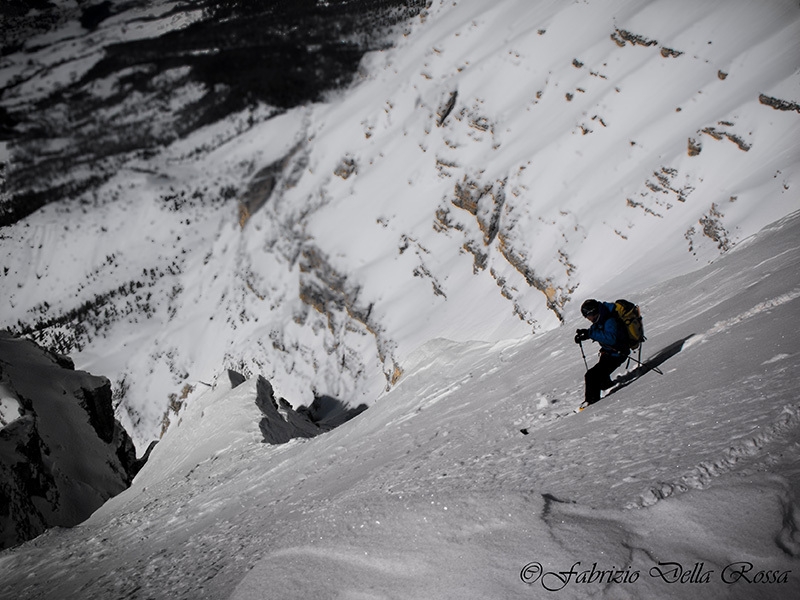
579;340;589;371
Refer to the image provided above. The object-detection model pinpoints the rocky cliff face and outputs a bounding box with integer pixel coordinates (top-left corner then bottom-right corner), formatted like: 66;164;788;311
0;331;145;550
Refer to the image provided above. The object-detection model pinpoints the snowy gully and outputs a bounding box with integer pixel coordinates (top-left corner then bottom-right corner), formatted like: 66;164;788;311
519;561;792;592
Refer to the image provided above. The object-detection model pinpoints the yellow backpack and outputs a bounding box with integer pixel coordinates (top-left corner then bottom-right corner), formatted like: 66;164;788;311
613;299;645;350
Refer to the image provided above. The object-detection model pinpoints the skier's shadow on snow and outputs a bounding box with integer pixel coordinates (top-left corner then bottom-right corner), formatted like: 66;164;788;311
605;334;694;396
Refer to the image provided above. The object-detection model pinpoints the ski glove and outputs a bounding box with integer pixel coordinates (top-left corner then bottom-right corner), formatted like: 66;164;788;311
574;329;590;343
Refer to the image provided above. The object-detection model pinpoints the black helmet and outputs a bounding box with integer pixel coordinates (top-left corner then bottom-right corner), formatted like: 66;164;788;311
581;299;600;318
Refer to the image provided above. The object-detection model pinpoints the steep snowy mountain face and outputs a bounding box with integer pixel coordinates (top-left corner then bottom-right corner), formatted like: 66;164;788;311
2;197;799;600
2;0;799;456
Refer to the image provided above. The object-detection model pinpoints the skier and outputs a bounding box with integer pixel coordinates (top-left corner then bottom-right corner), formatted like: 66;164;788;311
574;299;630;407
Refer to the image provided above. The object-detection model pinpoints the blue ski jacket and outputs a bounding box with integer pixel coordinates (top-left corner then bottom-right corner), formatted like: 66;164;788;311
588;302;628;355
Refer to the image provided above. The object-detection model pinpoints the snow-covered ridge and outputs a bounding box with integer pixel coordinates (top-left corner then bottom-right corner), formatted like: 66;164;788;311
2;0;799;455
0;332;142;550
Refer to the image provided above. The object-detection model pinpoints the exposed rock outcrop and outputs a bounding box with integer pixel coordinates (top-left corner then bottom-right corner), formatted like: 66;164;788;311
180;370;363;446
0;332;145;550
254;375;321;444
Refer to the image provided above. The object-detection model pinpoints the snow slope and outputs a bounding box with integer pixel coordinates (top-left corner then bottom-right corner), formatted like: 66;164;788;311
1;208;799;598
2;0;798;452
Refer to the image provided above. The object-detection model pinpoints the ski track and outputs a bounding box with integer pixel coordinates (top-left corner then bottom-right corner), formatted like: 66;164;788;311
502;280;800;512
631;402;800;508
684;287;800;350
